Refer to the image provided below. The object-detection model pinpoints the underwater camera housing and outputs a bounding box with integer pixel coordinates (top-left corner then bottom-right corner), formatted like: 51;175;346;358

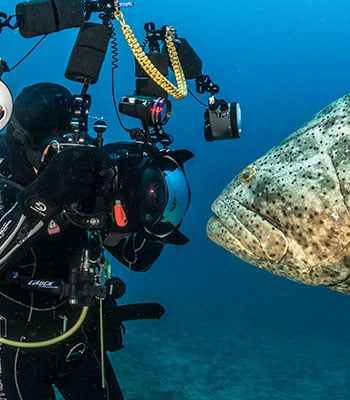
204;96;242;141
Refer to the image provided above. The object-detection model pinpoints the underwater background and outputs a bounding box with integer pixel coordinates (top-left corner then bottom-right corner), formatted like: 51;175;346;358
2;0;350;398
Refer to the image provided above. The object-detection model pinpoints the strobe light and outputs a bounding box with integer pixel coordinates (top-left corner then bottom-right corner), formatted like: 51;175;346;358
0;80;13;130
204;97;242;141
119;95;171;127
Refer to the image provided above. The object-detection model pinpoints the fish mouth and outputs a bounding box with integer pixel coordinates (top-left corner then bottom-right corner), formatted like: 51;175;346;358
207;197;288;263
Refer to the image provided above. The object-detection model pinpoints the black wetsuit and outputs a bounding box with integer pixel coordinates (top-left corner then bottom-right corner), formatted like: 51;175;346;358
0;152;164;399
0;193;125;399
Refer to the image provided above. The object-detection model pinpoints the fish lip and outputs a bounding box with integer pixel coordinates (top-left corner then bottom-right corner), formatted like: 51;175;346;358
207;214;258;259
210;197;288;262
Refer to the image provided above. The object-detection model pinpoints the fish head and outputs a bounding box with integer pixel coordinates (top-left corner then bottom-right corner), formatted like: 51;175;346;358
207;94;350;292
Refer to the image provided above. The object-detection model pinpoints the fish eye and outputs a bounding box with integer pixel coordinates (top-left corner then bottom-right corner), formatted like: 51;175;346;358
240;166;256;183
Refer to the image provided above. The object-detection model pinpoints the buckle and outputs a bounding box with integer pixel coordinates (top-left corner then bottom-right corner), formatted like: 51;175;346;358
65;342;86;363
0;315;7;338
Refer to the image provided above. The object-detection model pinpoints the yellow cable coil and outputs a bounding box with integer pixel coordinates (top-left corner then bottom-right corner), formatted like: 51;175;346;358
114;10;187;100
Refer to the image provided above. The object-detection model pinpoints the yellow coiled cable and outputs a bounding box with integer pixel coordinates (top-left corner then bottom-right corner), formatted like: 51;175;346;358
114;9;187;100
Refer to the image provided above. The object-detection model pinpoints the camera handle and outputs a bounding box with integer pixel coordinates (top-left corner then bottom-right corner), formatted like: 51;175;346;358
142;124;173;147
69;83;92;143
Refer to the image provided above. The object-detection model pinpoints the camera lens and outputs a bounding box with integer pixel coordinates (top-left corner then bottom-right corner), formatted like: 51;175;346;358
232;102;242;136
140;168;166;224
150;97;171;126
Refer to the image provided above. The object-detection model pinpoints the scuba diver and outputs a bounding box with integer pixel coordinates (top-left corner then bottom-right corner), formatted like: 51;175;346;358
0;82;192;400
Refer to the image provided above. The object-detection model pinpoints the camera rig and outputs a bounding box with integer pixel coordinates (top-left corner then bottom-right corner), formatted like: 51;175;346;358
0;1;242;359
0;0;243;310
0;0;242;142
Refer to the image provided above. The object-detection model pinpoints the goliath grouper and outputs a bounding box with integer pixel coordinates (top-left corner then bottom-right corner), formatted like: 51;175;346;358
207;94;350;294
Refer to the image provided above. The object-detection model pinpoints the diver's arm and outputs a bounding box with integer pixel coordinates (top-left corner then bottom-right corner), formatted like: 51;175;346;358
0;146;113;269
0;202;44;267
106;231;164;272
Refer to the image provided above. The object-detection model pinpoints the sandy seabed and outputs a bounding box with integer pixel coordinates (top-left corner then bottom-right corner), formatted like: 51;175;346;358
51;314;348;400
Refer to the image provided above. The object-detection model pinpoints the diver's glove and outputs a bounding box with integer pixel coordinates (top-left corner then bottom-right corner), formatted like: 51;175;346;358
18;146;112;220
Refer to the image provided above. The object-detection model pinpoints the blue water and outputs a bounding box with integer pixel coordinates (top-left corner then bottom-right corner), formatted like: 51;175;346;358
2;0;350;398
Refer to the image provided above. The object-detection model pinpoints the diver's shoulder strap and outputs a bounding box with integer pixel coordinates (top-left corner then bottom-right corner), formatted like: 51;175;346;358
0;202;44;268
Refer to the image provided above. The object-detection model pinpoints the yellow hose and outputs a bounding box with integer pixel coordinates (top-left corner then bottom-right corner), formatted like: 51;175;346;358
99;298;106;388
114;10;187;100
0;306;89;348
